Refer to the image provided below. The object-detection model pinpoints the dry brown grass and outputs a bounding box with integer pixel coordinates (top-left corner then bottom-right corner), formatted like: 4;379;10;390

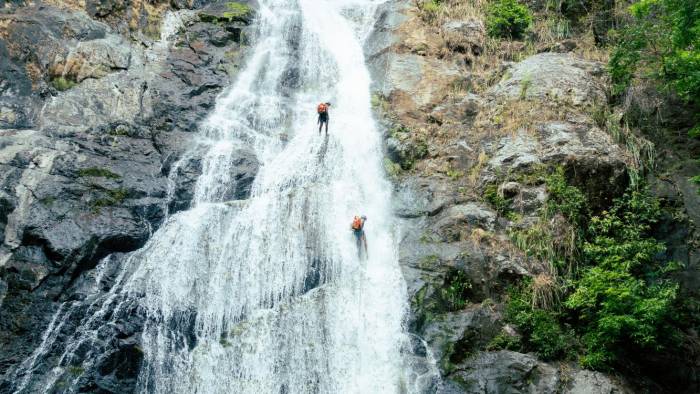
41;0;87;12
474;99;576;137
470;227;495;247
25;62;43;90
468;149;488;185
531;273;559;310
436;0;487;25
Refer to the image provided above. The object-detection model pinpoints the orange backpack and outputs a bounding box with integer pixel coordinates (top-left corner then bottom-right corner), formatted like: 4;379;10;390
317;103;328;114
351;216;362;230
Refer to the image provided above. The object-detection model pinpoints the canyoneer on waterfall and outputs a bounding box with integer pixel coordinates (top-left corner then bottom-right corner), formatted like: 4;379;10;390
351;215;368;259
317;102;331;135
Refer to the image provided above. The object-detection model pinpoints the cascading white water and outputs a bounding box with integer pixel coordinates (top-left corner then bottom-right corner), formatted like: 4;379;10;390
7;0;439;392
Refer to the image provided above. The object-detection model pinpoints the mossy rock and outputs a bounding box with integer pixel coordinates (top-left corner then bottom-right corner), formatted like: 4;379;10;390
51;76;77;91
199;2;255;24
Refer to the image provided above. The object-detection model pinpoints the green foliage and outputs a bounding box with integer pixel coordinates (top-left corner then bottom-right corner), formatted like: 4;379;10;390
390;124;411;138
609;0;700;101
78;167;121;179
486;331;522;351
484;185;511;215
398;139;429;170
439;269;472;311
509;167;587;269
519;74;532;99
418;0;442;22
446;168;464;180
383;158;402;177
505;282;576;360
566;189;678;369
504;169;681;370
486;0;533;39
371;93;389;111
51;76;76;91
544;167;588;224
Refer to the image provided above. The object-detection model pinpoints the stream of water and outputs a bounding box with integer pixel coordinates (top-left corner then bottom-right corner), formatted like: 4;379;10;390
6;0;438;392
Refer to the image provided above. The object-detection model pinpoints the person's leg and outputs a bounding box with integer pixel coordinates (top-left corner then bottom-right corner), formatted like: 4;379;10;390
325;118;329;134
318;119;322;134
362;232;368;258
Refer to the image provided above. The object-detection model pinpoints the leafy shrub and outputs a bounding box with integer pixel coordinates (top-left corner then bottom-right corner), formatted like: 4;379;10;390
484;185;511;215
486;331;522;351
609;0;700;101
505;171;681;370
398;139;428;170
566;189;678;369
544;167;588;225
486;0;533;39
439;269;473;311
506;281;576;360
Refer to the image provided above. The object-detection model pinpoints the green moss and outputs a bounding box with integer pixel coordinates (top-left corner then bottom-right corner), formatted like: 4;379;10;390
200;2;253;24
383;158;401;177
78;167;121;179
519;74;532;99
90;187;129;213
223;2;253;21
446;168;464;180
51;76;76;91
107;188;129;203
419;254;440;268
39;196;56;206
108;127;129;136
67;365;84;376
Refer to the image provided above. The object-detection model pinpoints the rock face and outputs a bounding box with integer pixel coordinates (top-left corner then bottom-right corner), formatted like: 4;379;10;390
488;53;606;106
0;1;258;391
367;1;648;393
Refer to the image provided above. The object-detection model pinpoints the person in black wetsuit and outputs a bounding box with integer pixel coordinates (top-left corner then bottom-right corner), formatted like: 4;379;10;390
317;102;331;135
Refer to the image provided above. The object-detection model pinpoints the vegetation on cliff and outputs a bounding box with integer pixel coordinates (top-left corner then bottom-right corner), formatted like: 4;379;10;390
498;171;682;371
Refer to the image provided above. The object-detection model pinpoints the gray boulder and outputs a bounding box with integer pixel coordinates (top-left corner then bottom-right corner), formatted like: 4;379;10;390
441;19;485;56
489;53;606;106
569;370;630;394
449;350;560;393
429;93;483;125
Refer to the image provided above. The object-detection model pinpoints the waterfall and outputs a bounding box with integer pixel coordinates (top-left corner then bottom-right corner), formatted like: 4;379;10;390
6;0;437;392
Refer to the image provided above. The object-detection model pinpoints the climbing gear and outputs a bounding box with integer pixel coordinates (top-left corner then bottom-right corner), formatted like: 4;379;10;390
317;103;328;114
351;216;363;230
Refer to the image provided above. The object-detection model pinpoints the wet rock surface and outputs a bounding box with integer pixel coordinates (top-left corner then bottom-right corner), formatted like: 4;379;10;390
0;1;257;391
